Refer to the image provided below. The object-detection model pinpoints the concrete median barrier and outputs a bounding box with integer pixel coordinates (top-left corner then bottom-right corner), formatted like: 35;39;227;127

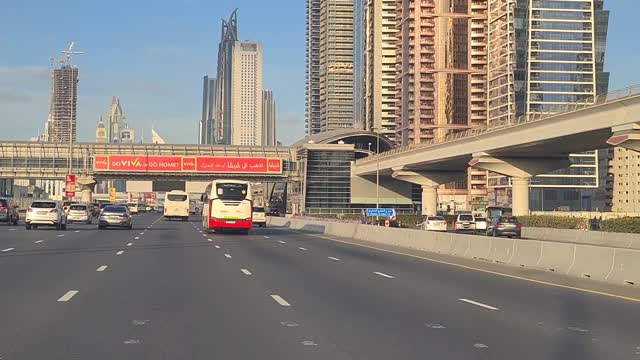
268;216;640;287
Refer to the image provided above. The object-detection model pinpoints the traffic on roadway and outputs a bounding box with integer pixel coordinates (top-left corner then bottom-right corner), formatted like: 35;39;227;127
1;208;640;359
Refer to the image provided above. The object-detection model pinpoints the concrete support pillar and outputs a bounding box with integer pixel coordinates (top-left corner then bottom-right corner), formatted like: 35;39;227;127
421;185;438;216
76;177;97;204
80;188;92;203
391;168;464;216
608;124;640;151
511;177;530;216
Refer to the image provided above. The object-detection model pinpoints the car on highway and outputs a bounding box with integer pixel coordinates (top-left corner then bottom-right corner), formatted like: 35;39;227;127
454;214;476;232
419;216;448;232
98;205;133;230
0;198;19;225
486;216;522;238
474;217;488;233
127;202;139;214
268;208;281;217
25;200;67;230
252;206;267;227
67;204;93;224
98;202;113;214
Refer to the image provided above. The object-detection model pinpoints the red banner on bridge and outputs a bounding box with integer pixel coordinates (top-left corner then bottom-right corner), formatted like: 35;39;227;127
93;155;282;174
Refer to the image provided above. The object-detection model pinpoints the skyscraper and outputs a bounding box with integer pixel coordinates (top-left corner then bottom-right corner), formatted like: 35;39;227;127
106;96;134;144
394;0;488;146
95;116;106;143
200;76;216;144
306;0;354;135
262;90;277;146
49;65;79;143
486;0;610;211
231;41;263;146
306;0;321;136
213;10;239;145
354;0;398;140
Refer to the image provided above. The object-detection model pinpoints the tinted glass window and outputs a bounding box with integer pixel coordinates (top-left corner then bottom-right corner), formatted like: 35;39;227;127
167;194;188;202
428;216;444;221
0;199;7;207
253;207;265;212
475;217;485;222
31;202;56;209
70;205;87;210
458;215;474;221
500;217;519;223
216;183;248;201
103;206;127;213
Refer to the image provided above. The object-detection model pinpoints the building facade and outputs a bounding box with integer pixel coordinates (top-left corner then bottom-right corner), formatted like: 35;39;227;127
487;0;610;211
307;0;354;134
262;90;277;146
105;96;135;144
200;76;216;144
354;0;398;141
95;116;106;143
49;66;79;143
231;41;263;146
213;10;239;145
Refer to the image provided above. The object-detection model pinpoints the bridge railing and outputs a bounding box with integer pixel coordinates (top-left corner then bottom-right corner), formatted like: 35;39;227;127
356;84;640;165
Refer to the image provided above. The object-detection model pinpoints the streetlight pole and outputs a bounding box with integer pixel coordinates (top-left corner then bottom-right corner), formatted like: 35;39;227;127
376;127;380;210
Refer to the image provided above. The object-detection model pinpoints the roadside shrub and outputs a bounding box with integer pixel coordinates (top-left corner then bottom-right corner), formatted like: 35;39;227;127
600;217;640;233
517;215;588;230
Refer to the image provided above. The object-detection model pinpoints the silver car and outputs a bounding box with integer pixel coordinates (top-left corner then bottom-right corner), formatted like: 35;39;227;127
67;204;92;224
98;205;133;230
25;201;67;230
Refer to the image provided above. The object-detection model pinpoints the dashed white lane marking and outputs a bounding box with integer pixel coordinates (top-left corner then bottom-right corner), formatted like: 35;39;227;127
134;237;140;240
373;271;395;279
459;298;499;311
241;269;252;275
35;240;44;243
263;236;270;239
207;239;213;242
116;251;124;255
57;234;65;237
2;247;15;252
328;257;340;261
9;228;16;231
74;230;80;233
298;247;308;251
126;243;133;247
278;240;286;244
57;290;79;302
96;265;108;272
224;254;232;259
202;234;207;237
270;295;291;307
214;245;221;249
139;232;144;235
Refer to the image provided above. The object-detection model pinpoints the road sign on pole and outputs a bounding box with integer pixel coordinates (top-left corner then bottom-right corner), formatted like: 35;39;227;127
109;188;116;203
65;174;76;198
366;208;396;217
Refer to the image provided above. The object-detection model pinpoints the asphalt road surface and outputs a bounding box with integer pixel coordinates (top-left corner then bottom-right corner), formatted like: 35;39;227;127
1;213;639;359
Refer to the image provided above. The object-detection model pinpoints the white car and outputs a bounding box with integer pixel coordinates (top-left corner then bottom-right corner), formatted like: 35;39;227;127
474;217;488;233
67;204;92;224
420;216;448;232
25;201;67;230
127;202;139;214
454;214;476;232
252;206;266;227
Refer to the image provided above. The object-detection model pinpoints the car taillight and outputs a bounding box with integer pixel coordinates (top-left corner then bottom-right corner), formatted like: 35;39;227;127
496;222;503;227
516;223;522;228
0;206;6;210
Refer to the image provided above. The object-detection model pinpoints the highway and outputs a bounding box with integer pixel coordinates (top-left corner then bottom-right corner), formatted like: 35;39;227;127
1;213;639;359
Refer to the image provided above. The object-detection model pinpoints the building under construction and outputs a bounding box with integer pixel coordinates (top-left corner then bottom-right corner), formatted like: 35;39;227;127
48;65;79;143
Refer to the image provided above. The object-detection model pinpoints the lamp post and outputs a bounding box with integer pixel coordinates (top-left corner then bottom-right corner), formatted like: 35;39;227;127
375;128;380;210
368;142;372;153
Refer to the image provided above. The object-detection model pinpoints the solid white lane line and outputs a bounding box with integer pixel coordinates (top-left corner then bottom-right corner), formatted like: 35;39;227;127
116;251;124;255
96;265;108;272
271;295;291;307
58;234;65;237
134;237;140;240
328;257;340;261
127;243;133;247
298;247;308;251
2;248;15;252
139;232;144;235
214;245;221;249
459;298;499;311
241;269;252;275
278;240;286;244
57;290;79;302
373;271;395;279
35;240;44;243
224;254;232;259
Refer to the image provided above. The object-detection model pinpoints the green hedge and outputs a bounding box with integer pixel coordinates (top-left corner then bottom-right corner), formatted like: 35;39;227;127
600;217;640;233
517;215;588;230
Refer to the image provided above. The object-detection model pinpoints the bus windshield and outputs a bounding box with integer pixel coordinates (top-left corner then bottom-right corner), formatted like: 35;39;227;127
216;183;248;201
167;194;188;202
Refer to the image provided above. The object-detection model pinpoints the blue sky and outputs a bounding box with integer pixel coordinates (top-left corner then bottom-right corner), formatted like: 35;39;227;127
0;0;638;145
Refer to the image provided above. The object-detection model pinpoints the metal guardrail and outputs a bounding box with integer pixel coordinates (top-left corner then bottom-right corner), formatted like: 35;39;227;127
356;85;640;165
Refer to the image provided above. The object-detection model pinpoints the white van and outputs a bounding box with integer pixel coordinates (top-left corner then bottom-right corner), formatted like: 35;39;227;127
164;190;190;221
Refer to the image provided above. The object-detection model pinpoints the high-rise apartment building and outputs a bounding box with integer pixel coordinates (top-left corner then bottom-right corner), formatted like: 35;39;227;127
200;76;216;144
105;96;134;144
306;0;354;135
49;66;79;143
231;41;263;146
354;0;398;141
487;0;610;211
262;90;277;146
395;0;488;146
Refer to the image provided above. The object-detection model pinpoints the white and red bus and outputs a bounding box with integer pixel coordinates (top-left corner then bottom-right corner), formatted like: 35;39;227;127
201;180;252;234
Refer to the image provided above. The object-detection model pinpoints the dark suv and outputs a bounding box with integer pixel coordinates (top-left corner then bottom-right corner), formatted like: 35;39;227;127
0;198;19;225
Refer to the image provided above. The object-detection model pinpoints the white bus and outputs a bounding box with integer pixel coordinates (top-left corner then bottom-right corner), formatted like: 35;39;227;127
163;190;190;221
201;180;252;234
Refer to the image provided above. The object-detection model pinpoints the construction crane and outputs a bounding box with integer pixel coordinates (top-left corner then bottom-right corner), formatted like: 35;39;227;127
61;41;85;66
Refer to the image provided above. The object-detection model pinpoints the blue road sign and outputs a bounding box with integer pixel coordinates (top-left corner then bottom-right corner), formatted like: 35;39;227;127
366;208;396;217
